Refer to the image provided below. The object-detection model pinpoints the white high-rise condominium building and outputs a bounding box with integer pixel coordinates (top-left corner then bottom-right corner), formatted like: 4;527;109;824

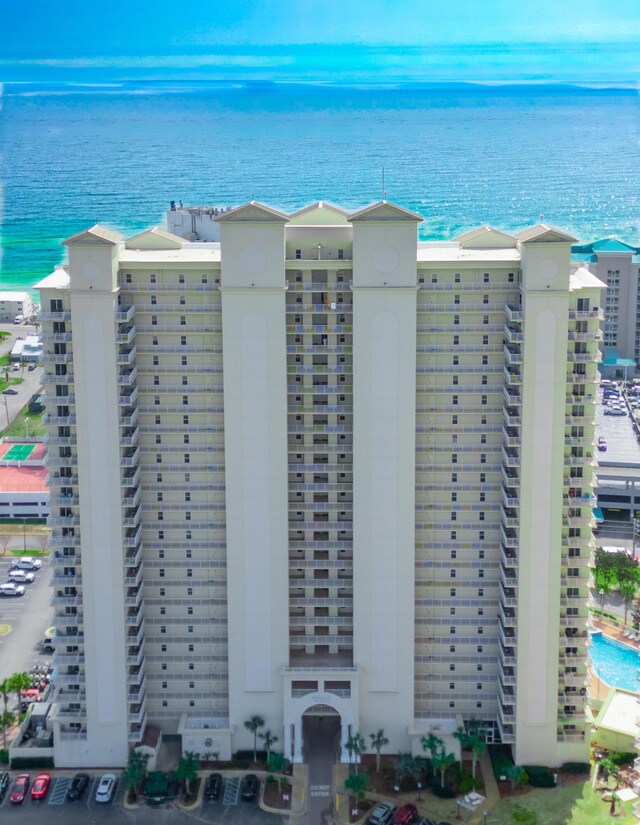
36;201;603;769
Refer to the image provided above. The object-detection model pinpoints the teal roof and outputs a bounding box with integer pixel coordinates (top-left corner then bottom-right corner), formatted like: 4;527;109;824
572;238;640;256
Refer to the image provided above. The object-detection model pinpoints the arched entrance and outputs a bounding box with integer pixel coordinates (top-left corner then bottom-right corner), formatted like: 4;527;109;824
284;690;359;763
302;705;342;825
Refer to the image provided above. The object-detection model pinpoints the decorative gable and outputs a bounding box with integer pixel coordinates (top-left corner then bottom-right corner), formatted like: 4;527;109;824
455;225;517;249
288;202;350;225
215;201;289;223
63;225;123;246
348;201;423;223
516;224;577;244
124;227;184;250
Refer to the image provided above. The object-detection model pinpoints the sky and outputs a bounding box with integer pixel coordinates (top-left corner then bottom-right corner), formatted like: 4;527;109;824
0;0;638;81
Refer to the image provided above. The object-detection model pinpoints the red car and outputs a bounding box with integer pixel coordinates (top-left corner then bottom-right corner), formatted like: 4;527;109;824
393;803;419;825
10;773;30;804
31;773;51;801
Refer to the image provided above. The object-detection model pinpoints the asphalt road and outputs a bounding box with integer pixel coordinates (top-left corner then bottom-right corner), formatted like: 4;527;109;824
0;557;52;687
0;321;44;430
0;775;278;825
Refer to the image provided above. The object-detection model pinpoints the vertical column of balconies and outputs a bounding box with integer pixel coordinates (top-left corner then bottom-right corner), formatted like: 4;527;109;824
40;300;88;736
286;270;353;663
557;306;602;745
496;302;523;742
116;304;147;742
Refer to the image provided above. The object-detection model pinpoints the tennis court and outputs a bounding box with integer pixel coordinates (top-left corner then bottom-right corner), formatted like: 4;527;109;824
3;444;36;461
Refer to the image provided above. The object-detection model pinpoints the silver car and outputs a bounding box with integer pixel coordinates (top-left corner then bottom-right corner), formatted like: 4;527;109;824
7;570;35;585
0;583;26;597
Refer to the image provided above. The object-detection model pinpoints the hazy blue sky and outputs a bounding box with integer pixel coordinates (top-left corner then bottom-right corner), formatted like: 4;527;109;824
0;0;638;81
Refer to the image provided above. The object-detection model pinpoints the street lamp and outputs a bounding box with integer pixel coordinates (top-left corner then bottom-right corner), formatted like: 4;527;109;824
599;588;605;611
3;396;8;428
24;417;29;439
417;781;422;801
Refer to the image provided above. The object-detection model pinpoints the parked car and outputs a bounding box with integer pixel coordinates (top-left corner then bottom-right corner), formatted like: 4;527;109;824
10;774;30;804
393;804;419;825
11;556;42;570
0;770;10;801
367;801;398;825
95;773;116;803
13;314;24;324
7;569;35;584
67;772;90;801
11;363;20;372
204;772;223;800
598;437;607;452
241;773;259;801
2;388;18;395
0;582;26;597
31;773;51;801
605;407;626;416
27;364;37;371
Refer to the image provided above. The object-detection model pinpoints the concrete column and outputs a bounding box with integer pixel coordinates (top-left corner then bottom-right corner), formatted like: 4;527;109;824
284;722;293;763
293;720;303;763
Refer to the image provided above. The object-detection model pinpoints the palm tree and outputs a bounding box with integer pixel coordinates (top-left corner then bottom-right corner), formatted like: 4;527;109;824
345;733;365;775
431;749;455;788
259;729;279;761
0;710;16;752
267;752;289;792
393;753;421;789
177;751;200;798
454;725;487;780
506;764;527;791
122;751;149;801
344;772;369;800
244;714;265;763
619;579;637;626
369;729;389;774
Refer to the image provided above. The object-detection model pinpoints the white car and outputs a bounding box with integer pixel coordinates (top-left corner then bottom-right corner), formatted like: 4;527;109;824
95;773;116;803
7;569;35;585
0;583;26;598
10;557;43;571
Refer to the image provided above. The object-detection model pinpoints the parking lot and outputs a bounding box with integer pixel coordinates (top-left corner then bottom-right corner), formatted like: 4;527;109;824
0;773;281;825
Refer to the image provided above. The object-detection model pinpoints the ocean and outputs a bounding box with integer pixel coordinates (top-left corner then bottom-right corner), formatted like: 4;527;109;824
0;80;638;293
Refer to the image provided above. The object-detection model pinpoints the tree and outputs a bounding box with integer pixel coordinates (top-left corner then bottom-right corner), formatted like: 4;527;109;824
344;772;370;800
345;733;365;775
506;765;527;791
393;753;421;788
0;710;16;752
267;752;289;793
431;748;455;788
454;725;486;780
594;548;615;590
176;751;200;798
244;714;265;763
369;729;389;774
613;552;639;588
122;750;149;801
599;756;620;789
7;673;31;715
619;579;637;626
0;536;10;557
632;594;640;629
259;729;279;761
420;732;445;764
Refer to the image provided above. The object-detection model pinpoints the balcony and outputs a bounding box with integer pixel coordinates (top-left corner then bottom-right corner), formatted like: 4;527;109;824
504;325;524;344
501;466;519;487
121;466;141;487
117;367;138;386
503;366;522;385
116;305;136;323
123;525;142;548
118;387;139;406
503;387;522;406
502;408;521;428
501;487;519;508
121;427;140;448
121;447;140;468
120;408;140;427
116;326;137;345
500;504;519;528
500;564;518;591
117;346;137;365
503;344;523;365
122;488;141;508
504;304;524;322
501;427;521;448
122;507;141;529
500;524;518;549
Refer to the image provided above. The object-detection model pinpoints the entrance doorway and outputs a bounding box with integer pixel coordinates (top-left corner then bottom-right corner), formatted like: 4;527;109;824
303;707;341;825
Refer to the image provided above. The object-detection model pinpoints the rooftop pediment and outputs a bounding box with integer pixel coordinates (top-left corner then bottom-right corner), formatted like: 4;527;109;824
348;201;423;223
63;225;123;246
515;224;577;244
455;225;517;249
215;201;289;223
288;202;350;225
125;227;184;250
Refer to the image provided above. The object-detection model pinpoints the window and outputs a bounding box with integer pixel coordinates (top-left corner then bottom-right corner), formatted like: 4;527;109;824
181;356;187;366
481;395;487;405
180;316;186;326
160;626;166;635
453;335;459;345
453;395;458;406
182;395;188;405
188;625;193;634
161;644;167;652
452;453;458;463
508;272;515;282
182;376;188;386
184;434;190;444
453;375;458;385
184;454;190;463
480;473;486;483
150;274;156;283
295;249;302;259
154;376;160;386
450;588;456;597
154;395;160;406
482;335;488;345
454;294;460;305
431;274;438;283
483;315;489;325
157;493;163;502
152;315;158;326
453;356;459;366
454;315;460;325
179;274;185;284
450;569;456;578
483;273;489;283
482;375;487;385
125;273;132;283
159;568;165;577
451;530;456;539
157;473;162;483
151;295;157;305
181;336;187;346
451;473;457;483
454;273;461;283
482;355;488;365
187;606;193;615
153;356;159;366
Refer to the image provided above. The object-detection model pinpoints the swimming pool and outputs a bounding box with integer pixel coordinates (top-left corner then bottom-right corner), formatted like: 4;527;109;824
589;632;640;693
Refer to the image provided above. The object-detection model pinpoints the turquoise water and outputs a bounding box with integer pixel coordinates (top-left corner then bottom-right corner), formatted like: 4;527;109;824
589;632;640;693
0;81;639;292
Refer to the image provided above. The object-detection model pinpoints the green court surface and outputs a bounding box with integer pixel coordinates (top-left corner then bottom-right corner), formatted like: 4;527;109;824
3;444;35;461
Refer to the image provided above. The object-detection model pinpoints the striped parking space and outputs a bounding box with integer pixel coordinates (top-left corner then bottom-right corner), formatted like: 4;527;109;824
223;776;240;805
49;777;70;804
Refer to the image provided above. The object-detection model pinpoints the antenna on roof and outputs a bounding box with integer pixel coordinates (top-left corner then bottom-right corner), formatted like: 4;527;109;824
381;166;385;201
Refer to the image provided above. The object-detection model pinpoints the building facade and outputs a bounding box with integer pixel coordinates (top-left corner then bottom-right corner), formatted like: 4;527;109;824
572;239;640;371
0;291;33;322
36;202;603;768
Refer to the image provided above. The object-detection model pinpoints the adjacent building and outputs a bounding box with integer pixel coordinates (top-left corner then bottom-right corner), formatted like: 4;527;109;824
572;239;640;375
0;291;33;322
36;202;604;768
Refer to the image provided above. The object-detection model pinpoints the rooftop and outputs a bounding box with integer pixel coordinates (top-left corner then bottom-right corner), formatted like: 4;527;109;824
0;466;48;494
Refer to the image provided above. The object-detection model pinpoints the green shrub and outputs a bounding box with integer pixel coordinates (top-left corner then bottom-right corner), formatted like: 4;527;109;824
522;767;554;788
560;762;590;774
611;752;635;766
10;756;54;770
458;774;484;793
0;750;7;765
234;749;267;762
431;781;456;798
490;744;513;780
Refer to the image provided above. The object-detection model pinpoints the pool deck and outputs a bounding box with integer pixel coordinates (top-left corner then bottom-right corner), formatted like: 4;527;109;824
589;617;640;697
